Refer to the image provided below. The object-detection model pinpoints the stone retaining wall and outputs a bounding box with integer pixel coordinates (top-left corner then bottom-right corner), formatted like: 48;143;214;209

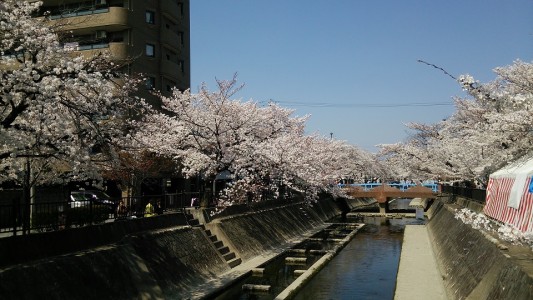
207;201;337;262
344;197;377;210
0;212;190;267
427;200;533;299
13;195;521;300
0;226;229;299
0;196;349;299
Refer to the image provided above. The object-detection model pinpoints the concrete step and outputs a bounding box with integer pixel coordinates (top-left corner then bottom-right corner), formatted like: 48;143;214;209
209;235;218;242
242;284;270;292
213;240;224;249
217;246;230;255
188;219;200;226
228;257;242;268
223;252;236;261
204;229;212;236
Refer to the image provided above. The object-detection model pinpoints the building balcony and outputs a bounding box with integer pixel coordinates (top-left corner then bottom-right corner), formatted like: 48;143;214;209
161;0;180;23
64;42;129;61
160;30;181;51
160;60;183;82
47;7;129;34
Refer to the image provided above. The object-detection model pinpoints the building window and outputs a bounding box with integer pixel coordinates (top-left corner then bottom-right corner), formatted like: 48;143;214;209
178;60;184;73
145;10;155;24
146;44;155;57
167;80;176;92
146;77;155;90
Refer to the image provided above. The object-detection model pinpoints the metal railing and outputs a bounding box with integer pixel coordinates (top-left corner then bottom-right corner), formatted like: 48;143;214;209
49;8;110;20
441;185;486;203
0;192;203;237
338;182;440;193
77;43;109;51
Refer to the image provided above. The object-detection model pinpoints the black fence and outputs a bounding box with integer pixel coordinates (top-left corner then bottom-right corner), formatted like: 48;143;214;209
0;192;202;236
441;185;486;203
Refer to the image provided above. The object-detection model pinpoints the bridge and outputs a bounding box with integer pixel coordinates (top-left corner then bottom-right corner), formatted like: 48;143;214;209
338;183;440;214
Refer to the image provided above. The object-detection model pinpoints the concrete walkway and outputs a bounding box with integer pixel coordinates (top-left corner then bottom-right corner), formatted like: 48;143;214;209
395;225;447;300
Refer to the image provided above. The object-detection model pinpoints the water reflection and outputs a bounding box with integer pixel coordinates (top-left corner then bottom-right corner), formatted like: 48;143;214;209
293;217;423;300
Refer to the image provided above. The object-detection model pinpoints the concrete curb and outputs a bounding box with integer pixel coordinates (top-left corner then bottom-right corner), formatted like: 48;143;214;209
395;225;447;300
274;223;365;300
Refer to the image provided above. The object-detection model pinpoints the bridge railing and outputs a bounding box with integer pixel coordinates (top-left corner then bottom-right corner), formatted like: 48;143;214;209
337;183;440;193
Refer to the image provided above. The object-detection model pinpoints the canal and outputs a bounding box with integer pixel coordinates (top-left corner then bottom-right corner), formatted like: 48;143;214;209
212;198;425;299
293;216;424;300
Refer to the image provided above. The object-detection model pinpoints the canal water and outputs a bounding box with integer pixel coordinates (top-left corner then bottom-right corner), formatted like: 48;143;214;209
293;216;424;300
294;199;425;300
212;198;424;299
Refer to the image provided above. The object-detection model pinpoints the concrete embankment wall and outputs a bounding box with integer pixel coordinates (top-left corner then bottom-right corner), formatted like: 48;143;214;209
0;226;228;299
208;201;339;261
0;196;358;299
0;212;190;268
427;200;533;299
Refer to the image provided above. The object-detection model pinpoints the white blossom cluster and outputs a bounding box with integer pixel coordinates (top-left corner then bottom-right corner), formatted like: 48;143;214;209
455;208;533;249
0;1;145;187
378;60;533;184
0;1;383;206
454;208;493;231
136;75;383;205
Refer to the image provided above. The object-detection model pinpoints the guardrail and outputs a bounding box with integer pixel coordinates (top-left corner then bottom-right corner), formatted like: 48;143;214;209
440;185;486;203
337;183;440;193
49;8;109;20
0;192;202;237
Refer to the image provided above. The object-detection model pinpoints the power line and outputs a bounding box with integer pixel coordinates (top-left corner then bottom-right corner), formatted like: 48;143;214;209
267;100;453;108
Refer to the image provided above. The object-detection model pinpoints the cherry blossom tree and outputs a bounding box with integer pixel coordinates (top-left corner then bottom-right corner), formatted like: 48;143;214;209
249;132;386;201
137;75;378;205
0;0;144;187
378;60;533;185
102;150;177;198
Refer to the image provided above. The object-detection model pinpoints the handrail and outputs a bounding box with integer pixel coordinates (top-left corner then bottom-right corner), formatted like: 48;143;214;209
338;183;440;193
49;8;110;20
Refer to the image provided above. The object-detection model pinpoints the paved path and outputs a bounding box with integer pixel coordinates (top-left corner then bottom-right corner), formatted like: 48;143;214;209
395;225;447;300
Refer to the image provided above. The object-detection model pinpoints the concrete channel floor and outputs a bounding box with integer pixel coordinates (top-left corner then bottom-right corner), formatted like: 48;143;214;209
395;225;447;300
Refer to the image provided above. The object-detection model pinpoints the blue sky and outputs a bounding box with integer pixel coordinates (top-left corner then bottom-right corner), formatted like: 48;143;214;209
190;1;533;152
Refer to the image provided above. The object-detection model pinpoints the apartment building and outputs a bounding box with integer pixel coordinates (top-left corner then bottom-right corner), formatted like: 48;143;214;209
39;0;190;105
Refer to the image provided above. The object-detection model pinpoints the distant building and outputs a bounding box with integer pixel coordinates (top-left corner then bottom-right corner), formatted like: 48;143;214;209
38;0;191;105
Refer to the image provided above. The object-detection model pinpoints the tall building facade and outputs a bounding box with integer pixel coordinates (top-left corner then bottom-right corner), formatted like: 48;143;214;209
40;0;190;104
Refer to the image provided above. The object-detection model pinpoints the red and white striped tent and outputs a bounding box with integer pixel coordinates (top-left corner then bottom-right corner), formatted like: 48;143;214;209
484;157;533;232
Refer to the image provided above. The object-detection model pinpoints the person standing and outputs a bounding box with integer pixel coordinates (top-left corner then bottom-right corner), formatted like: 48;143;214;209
155;199;163;215
117;200;128;220
144;200;155;217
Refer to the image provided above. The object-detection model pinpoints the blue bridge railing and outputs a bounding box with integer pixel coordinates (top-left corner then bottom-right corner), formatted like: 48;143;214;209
337;183;440;193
